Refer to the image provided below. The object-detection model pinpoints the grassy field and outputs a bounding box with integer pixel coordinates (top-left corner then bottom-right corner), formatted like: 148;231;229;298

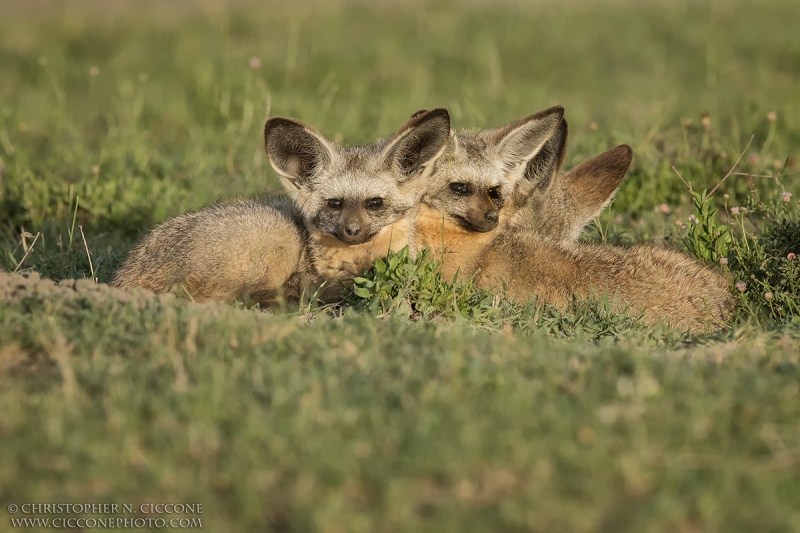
1;0;800;531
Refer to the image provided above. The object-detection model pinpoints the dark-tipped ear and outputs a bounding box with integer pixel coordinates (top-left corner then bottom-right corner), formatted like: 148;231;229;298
382;108;451;182
486;105;564;181
523;117;569;193
562;144;633;228
264;117;334;189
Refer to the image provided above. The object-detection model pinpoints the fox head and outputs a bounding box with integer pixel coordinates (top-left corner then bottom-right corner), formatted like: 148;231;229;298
525;141;633;242
265;109;451;245
421;105;564;233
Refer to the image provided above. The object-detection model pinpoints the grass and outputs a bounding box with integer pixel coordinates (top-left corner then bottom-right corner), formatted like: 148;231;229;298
1;0;800;531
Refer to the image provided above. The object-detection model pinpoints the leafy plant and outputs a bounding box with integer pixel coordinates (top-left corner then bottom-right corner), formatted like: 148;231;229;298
726;190;800;323
344;247;500;323
683;189;732;265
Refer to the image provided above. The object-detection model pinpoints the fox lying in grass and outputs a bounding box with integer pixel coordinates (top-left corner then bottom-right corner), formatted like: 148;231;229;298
416;108;735;332
112;108;451;305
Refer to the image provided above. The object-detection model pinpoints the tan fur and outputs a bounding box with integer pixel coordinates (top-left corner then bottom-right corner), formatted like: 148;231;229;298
415;203;496;280
474;231;735;332
111;195;313;305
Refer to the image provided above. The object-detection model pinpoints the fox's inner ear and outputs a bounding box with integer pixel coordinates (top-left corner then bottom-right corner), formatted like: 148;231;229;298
382;108;451;182
523;117;569;193
264;117;333;188
489;105;564;182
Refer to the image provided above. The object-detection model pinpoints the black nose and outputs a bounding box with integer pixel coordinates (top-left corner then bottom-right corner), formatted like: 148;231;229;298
485;210;498;223
345;223;361;236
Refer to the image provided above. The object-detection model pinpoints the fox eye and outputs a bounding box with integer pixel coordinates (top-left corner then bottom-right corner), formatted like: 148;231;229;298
487;187;502;200
449;182;471;195
327;199;343;209
365;197;384;209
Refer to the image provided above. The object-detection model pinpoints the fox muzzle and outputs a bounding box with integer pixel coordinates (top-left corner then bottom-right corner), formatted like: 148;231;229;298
336;210;371;244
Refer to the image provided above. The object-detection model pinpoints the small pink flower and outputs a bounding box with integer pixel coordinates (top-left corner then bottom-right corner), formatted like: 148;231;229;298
788;253;796;260
719;257;728;266
730;206;740;215
748;153;760;165
782;192;792;203
659;203;671;215
249;57;261;70
735;282;747;292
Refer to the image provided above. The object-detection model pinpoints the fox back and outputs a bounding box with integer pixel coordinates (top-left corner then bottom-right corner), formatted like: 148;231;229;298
111;195;312;305
474;232;735;332
266;108;451;300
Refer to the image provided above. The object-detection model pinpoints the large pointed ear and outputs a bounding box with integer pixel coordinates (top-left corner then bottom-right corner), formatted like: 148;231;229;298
561;144;632;225
521;117;569;194
381;108;451;182
264;117;335;189
486;105;564;182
